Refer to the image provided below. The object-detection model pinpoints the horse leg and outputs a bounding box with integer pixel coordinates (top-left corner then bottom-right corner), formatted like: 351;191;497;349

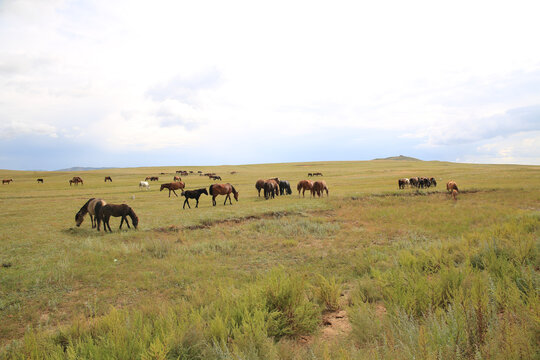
90;214;95;228
212;195;216;206
125;216;131;229
224;194;229;205
119;216;124;229
106;217;112;232
173;189;178;197
195;198;199;208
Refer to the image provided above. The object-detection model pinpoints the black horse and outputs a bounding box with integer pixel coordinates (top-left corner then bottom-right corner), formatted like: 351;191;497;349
279;180;292;195
181;188;208;209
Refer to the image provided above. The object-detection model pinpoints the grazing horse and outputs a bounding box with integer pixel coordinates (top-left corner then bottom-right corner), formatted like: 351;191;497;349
97;203;138;232
398;178;409;189
2;179;13;184
313;172;323;176
104;176;112;182
139;181;150;190
446;181;458;192
71;177;83;186
279;180;292;195
312;180;329;197
209;183;239;206
75;198;107;228
37;178;44;183
297;180;313;197
160;182;185;197
181;188;208;209
255;179;265;196
264;179;279;199
308;173;313;177
173;176;181;181
210;175;222;181
429;177;437;187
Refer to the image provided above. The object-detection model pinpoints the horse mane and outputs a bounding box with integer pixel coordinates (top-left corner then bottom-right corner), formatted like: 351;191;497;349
78;198;95;216
231;185;237;194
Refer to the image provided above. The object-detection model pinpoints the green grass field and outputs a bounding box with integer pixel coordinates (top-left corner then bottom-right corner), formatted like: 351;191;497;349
0;160;538;359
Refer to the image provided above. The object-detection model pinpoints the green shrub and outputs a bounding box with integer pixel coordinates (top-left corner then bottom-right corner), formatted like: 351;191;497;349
314;275;342;312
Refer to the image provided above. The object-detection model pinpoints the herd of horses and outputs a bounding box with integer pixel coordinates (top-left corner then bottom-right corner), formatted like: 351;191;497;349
398;176;437;189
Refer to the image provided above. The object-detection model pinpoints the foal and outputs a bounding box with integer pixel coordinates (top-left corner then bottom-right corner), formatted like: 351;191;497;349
181;188;208;209
97;203;138;232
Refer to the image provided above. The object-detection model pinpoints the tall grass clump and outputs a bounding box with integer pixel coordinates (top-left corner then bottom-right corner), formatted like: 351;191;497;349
314;274;342;312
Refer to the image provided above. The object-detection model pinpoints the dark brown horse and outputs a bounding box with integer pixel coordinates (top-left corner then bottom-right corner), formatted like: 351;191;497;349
75;198;107;228
2;179;13;184
181;188;208;209
264;179;280;199
255;179;265;196
104;176;112;182
37;178;44;183
71;177;83;185
173;176;181;181
209;183;239;206
96;203;138;232
297;180;313;197
160;182;185;197
311;180;329;197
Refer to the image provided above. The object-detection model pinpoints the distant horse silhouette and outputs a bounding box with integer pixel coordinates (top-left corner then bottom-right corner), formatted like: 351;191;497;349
104;176;112;182
160;182;185;197
398;178;409;189
139;181;149;190
429;177;437;187
312;180;329;197
210;175;222;181
37;178;44;183
173;176;181;181
446;181;458;192
297;180;314;197
279;180;292;195
2;179;13;184
75;198;107;228
209;183;239;206
264;179;279;199
96;203;138;232
181;188;208;209
70;177;83;186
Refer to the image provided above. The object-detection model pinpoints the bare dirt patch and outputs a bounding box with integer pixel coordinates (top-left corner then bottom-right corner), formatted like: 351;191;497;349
320;310;352;341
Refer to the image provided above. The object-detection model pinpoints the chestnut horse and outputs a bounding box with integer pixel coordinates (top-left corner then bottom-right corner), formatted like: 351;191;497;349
446;181;458;192
75;198;107;228
297;180;313;197
160;182;185;197
255;178;279;197
312;180;329;197
173;176;181;181
104;176;112;182
96;203;138;232
209;183;239;206
264;179;279;199
2;179;13;184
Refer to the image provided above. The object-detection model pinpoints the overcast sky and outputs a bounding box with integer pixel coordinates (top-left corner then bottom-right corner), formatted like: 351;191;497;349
1;0;539;170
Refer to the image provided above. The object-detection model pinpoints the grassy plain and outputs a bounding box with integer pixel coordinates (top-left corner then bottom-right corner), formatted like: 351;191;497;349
0;160;538;359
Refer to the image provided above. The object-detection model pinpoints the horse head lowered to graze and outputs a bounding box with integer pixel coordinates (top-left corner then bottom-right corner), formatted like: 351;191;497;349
263;179;279;199
312;180;329;197
160;182;185;197
209;183;239;206
104;176;112;182
279;180;292;195
297;180;313;197
181;188;208;209
37;178;44;183
446;181;458;192
97;203;138;232
75;198;107;229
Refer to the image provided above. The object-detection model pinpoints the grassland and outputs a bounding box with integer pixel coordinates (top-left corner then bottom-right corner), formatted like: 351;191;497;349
0;160;538;359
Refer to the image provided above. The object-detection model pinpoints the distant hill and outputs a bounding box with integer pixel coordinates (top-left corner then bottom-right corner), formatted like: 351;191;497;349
373;155;421;161
54;167;112;171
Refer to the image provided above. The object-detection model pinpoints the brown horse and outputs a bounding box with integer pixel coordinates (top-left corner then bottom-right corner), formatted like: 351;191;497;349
311;180;329;197
264;179;280;199
451;189;458;201
255;179;265;196
297;180;313;197
37;178;44;183
75;198;107;228
209;183;239;206
97;203;138;232
104;176;112;182
446;181;458;192
2;179;13;184
71;177;83;185
160;182;185;197
173;176;181;181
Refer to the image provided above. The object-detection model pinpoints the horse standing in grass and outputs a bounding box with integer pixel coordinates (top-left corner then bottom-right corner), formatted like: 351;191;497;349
264;179;279;199
139;181;149;190
297;180;313;197
2;179;13;184
75;198;107;229
173;176;181;181
96;203;138;232
104;176;112;182
279;180;292;195
312;180;329;197
37;178;44;183
70;177;83;186
255;179;265;196
209;183;239;206
446;181;458;192
160;182;185;197
181;188;208;209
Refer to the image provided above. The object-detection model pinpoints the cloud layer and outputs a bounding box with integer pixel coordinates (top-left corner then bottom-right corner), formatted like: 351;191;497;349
1;0;540;169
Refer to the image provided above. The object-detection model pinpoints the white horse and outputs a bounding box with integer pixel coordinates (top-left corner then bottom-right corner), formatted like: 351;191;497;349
139;181;149;190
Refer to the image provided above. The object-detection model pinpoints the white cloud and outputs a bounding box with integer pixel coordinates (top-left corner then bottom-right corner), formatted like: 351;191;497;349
1;0;540;165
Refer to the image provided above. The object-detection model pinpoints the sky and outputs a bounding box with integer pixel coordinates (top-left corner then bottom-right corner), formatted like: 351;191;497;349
1;0;540;170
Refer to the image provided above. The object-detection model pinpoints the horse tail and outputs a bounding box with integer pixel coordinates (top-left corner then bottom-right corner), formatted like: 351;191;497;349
94;201;104;219
209;184;214;195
